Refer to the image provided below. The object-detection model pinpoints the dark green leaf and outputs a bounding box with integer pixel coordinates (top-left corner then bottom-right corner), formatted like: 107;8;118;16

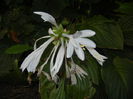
74;50;100;85
66;80;96;99
118;15;133;46
5;44;32;54
0;54;17;75
49;80;65;99
115;2;133;15
101;57;133;99
76;16;124;49
39;75;65;99
64;51;100;99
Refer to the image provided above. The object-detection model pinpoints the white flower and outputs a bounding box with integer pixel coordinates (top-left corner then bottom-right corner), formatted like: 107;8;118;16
34;12;57;27
63;30;107;65
87;48;107;65
20;37;54;72
65;59;88;85
51;39;65;78
21;11;107;84
20;12;64;82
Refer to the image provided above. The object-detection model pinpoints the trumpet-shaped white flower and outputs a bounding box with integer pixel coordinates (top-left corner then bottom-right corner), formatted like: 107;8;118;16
34;12;57;27
20;37;54;72
64;30;107;65
51;40;65;78
20;11;107;84
65;58;88;85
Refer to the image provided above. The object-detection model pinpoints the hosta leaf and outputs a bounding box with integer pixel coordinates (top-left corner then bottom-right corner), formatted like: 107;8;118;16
39;75;54;99
0;38;20;75
5;44;32;54
50;80;65;99
66;80;96;99
39;75;65;99
39;50;101;99
115;2;133;15
118;15;133;46
64;51;100;99
76;16;124;49
102;57;133;99
75;50;100;85
0;54;18;75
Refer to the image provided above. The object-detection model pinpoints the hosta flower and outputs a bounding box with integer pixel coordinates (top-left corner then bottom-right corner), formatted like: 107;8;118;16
63;30;107;65
20;11;107;84
65;59;88;85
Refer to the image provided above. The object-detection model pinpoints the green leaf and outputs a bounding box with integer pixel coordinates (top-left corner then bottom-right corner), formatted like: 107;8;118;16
5;44;32;54
115;2;133;15
74;51;100;85
76;16;124;49
64;51;100;99
39;75;54;99
39;50;100;99
39;75;65;99
0;54;17;75
66;80;96;99
118;15;133;46
101;57;133;99
50;80;65;99
0;38;20;75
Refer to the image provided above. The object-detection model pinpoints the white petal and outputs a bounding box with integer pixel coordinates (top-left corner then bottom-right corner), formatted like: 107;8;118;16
87;48;107;65
35;37;54;51
69;37;85;61
50;43;59;74
75;65;88;77
20;37;54;72
70;60;87;80
42;71;51;81
69;37;79;48
66;66;71;78
74;43;85;61
52;75;59;84
65;58;71;78
70;63;82;79
75;38;96;48
51;41;65;77
34;12;57;26
97;60;104;65
73;30;96;38
34;35;50;50
48;28;56;36
27;49;44;72
20;51;36;71
71;74;77;85
66;40;74;58
37;45;55;76
62;33;72;38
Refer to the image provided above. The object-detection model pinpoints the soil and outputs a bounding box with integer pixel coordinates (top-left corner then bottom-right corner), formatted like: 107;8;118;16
0;83;40;99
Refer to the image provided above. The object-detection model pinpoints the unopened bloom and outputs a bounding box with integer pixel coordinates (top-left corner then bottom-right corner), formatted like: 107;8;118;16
20;11;107;84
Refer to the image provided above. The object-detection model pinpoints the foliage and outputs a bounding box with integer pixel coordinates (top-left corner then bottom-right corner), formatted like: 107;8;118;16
0;0;133;99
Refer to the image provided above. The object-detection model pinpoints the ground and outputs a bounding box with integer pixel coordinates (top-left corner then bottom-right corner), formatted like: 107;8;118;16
0;83;40;99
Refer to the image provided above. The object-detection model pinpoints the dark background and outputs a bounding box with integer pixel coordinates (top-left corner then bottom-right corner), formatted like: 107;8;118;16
0;0;133;99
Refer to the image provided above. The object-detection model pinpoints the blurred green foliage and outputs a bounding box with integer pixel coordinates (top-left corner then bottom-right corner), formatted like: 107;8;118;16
0;0;133;99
